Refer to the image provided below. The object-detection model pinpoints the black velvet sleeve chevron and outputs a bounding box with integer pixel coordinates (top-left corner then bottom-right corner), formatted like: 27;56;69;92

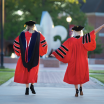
41;40;46;43
14;40;20;52
55;50;64;58
55;45;69;58
14;44;20;49
14;40;19;45
41;39;47;48
82;33;91;44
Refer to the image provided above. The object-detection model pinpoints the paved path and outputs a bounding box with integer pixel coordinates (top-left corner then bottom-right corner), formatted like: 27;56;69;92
0;63;104;104
4;63;104;70
3;63;104;88
0;86;104;104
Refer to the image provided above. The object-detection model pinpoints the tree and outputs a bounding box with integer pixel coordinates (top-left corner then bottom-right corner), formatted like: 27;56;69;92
82;24;103;57
5;0;103;56
88;34;103;58
4;0;86;40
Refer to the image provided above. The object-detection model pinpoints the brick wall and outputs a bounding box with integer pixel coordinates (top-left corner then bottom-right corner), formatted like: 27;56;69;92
0;57;104;65
87;13;104;58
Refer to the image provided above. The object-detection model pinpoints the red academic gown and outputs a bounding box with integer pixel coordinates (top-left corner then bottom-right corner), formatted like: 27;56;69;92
52;30;96;84
13;31;48;84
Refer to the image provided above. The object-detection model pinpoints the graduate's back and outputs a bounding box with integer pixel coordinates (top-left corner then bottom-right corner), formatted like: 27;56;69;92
52;30;96;84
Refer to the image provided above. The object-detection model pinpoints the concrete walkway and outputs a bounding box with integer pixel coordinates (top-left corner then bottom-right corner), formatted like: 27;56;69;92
0;63;104;104
3;63;104;70
0;86;104;104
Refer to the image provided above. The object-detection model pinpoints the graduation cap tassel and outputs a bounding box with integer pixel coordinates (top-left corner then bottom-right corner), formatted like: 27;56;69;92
24;24;26;27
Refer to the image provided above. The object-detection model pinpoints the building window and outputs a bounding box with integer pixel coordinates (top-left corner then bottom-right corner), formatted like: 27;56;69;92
99;33;104;37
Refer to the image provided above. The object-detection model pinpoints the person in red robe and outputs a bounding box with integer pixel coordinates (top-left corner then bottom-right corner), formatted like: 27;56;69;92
51;24;104;97
13;20;48;95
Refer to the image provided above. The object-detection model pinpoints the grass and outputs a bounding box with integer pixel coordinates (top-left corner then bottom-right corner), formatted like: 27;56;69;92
0;68;15;72
89;70;104;84
89;70;104;74
0;68;14;85
0;68;104;85
90;74;104;84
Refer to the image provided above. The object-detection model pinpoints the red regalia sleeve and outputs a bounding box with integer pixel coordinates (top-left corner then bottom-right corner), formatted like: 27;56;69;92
39;33;48;56
13;36;21;56
83;30;96;51
52;39;72;63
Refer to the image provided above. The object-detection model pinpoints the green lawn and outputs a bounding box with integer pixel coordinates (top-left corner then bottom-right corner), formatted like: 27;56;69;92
0;68;15;72
0;68;14;85
89;70;104;74
0;68;104;85
90;74;104;84
89;70;104;84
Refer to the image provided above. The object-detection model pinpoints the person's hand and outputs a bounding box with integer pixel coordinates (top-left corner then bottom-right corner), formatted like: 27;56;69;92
100;24;104;28
50;54;55;57
102;24;104;28
95;24;104;34
38;31;41;33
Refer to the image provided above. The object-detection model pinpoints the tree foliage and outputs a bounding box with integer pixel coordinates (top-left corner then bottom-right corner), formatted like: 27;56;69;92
4;0;86;40
88;34;103;57
4;0;103;55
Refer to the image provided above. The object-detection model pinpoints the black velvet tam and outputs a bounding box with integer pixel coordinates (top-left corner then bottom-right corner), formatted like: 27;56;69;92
25;20;36;26
72;25;84;31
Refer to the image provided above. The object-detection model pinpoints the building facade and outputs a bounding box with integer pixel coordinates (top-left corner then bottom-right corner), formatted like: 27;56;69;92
80;0;104;58
0;0;104;58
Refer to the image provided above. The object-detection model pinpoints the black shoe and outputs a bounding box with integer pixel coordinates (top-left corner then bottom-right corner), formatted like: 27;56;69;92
25;88;29;95
79;87;83;95
30;84;36;94
75;89;79;97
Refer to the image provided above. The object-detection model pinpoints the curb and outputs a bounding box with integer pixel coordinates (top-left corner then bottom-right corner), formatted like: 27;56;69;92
90;77;104;86
1;77;104;87
1;76;104;87
0;77;14;87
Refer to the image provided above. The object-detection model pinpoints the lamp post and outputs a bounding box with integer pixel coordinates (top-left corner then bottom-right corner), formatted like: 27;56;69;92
66;16;72;38
0;0;4;68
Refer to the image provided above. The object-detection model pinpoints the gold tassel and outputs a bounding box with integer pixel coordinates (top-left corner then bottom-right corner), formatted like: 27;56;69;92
24;24;26;27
